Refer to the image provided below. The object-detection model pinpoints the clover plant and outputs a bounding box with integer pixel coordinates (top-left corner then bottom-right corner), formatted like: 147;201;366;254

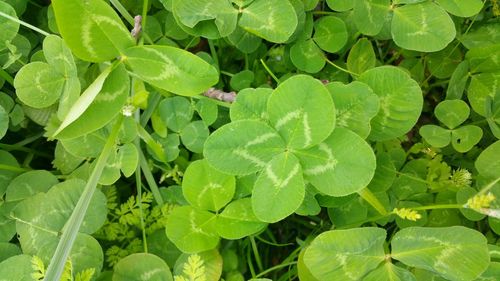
0;0;499;280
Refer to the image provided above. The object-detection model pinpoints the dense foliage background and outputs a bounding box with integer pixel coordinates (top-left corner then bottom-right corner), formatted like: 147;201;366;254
0;0;499;280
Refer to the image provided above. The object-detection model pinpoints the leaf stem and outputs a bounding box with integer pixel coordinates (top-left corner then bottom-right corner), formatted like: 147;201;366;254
208;40;220;70
43;115;124;281
325;57;359;77
259;59;280;83
0;11;50;36
0;164;30;173
138;148;165;206
255;261;298;278
358;188;388;215
250;236;264;272
0;143;52;158
477;176;500;196
0;68;14;86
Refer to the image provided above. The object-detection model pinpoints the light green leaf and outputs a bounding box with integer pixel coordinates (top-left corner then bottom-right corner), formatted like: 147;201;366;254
43;35;77;77
460;23;500;49
0;1;19;52
172;0;238;37
53;142;84;174
359;66;423;141
353;0;390;36
468;72;500;117
451;125;483;153
426;44;462;79
239;0;298;43
195;98;218;126
252;152;305;223
230;70;254;91
294;127;376;196
466;45;500;73
419;125;451;148
290;39;326;73
117;143;138;177
173;250;222;281
5;170;58;202
230;88;271;122
326;81;379;138
391;2;456;52
182;159;235;212
51;0;134;62
54;64;129;139
0;105;7;140
180;121;209;153
326;0;353;11
227;26;262;54
303;227;386;281
367;153;396;192
0;243;20;262
313;16;347;53
391;226;490;281
14;62;66;108
435;0;483;17
0;151;20;196
0;255;34;280
165;206;219;253
446;61;469;100
434;100;470;129
60;130;106;158
268;75;335;149
204;120;286;175
347;38;376;75
113;253;173;281
363;262;416;281
123;45;219;96
216;198;267;239
158;96;193;132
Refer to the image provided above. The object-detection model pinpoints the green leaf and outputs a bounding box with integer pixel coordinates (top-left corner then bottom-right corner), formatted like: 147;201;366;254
295;127;376;196
0;105;7;140
14;62;66;108
391;2;456;52
165;206;219;253
359;66;423;141
51;0;135;62
195;98;218;126
0;151;20;196
252;152;305;223
204;120;286;175
290;39;326;73
172;0;238;37
123;45;219;96
0;1;19;52
43;35;77;77
268;75;335;149
434;100;470;129
239;0;298;43
468;72;500;117
182;159;235;212
60;130;106;158
347;38;376;75
326;81;379;138
0;255;34;280
451;125;483;153
446;61;469;100
54;64;129;139
353;0;390;36
227;26;262;54
180;121;209;153
230;88;271;122
113;253;173;281
230;70;254;91
426;45;462;79
303;227;386;281
313;16;348;53
363;262;416;281
435;0;483;17
419;125;451;148
173;250;222;281
158;96;193;132
466;45;500;73
460;23;500;49
5;170;58;202
326;0;354;11
391;226;490;281
216;198;267;239
0;243;20;262
117;143;138;177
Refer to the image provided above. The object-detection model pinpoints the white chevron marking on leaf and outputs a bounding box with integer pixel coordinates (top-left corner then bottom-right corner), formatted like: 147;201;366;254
304;143;338;175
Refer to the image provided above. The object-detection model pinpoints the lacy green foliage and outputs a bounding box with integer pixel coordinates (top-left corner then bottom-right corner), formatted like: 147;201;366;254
95;189;174;267
30;256;94;281
174;254;207;281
